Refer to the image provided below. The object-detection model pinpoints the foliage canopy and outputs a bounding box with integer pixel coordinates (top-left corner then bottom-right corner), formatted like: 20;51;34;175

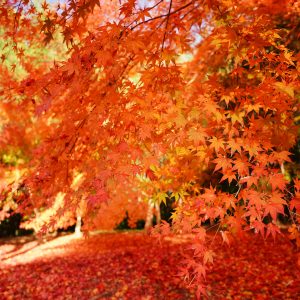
0;0;300;295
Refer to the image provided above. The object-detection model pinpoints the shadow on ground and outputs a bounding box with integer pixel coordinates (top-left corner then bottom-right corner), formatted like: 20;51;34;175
0;232;300;299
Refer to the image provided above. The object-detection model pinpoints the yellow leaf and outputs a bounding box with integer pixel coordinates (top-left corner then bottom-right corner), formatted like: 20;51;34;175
189;108;200;120
188;128;208;143
230;111;245;125
175;147;189;156
284;51;295;66
274;82;294;98
175;113;187;127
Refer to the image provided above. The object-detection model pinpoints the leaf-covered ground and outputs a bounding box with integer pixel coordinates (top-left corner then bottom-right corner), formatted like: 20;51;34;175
0;231;299;299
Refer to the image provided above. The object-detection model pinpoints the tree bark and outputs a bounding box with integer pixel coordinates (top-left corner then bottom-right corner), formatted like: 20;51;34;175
74;215;83;237
155;202;161;225
145;201;154;230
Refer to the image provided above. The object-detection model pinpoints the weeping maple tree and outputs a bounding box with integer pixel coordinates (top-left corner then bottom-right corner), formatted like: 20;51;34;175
1;0;300;296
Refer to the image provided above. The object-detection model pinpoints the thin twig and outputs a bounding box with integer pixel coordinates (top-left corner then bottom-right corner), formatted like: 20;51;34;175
209;222;222;247
235;183;242;198
161;0;173;51
206;222;221;231
179;3;200;21
286;205;297;226
13;0;23;44
124;0;164;30
131;1;194;31
140;0;164;12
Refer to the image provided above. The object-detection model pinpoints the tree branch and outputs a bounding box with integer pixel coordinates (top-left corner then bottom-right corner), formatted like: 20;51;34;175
131;1;195;31
161;0;173;51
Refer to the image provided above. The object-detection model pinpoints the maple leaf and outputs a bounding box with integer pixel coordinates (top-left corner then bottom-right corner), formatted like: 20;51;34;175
227;206;247;234
188;127;208;144
227;139;242;155
195;264;206;279
196;285;208;299
246;141;261;158
264;203;284;221
233;156;250;177
264;191;286;220
131;164;141;176
252;165;268;178
192;226;206;241
294;179;300;192
245;190;264;210
153;220;170;236
145;168;157;181
213;156;233;172
201;186;217;203
270;191;286;206
11;64;16;72
221;95;232;106
266;223;281;240
271;151;292;164
41;1;48;10
252;220;265;236
139;124;152;140
274;81;294;98
120;0;136;17
209;136;225;152
268;173;286;191
220;231;230;245
203;250;214;264
220;169;236;184
229;110;245;125
137;9;152;22
290;194;300;211
222;193;236;210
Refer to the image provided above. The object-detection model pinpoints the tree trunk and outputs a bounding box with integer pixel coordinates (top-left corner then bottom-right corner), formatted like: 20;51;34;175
145;201;154;230
74;215;83;237
178;196;183;234
33;209;43;243
155;202;161;225
280;163;285;175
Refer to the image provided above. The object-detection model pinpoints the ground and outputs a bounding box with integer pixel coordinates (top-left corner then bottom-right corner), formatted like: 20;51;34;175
0;231;300;299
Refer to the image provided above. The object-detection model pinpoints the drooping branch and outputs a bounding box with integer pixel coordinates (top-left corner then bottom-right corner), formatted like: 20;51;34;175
130;0;195;31
161;0;173;51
